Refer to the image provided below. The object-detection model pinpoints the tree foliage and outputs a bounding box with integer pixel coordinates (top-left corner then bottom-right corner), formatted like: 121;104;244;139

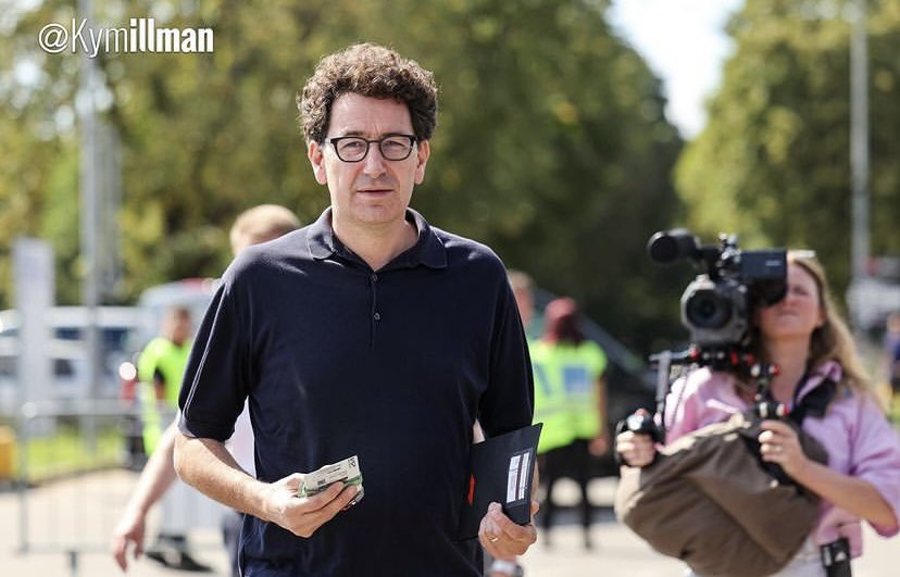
0;0;684;354
677;0;900;298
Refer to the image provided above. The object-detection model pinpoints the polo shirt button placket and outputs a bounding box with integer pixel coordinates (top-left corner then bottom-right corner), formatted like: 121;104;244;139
368;272;380;348
370;273;380;322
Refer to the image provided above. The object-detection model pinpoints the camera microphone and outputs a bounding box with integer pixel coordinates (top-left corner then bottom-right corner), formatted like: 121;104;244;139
647;229;699;264
647;229;787;350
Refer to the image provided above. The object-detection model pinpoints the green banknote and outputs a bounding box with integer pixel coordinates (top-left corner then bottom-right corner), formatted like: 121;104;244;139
297;455;364;504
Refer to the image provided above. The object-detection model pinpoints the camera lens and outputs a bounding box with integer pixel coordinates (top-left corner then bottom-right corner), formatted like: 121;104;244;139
685;289;732;329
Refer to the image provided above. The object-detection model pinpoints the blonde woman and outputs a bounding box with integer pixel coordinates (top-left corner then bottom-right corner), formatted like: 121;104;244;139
618;251;900;576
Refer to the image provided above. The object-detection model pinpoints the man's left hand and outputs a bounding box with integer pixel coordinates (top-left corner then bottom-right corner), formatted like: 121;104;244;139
478;500;538;557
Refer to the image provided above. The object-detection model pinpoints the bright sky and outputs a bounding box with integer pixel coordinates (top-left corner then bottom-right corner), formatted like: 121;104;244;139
608;0;744;139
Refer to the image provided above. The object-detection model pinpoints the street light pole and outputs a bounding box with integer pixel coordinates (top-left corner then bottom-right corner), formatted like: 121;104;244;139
78;0;100;448
849;0;870;330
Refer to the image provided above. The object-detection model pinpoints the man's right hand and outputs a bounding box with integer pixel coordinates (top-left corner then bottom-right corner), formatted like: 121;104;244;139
263;473;361;538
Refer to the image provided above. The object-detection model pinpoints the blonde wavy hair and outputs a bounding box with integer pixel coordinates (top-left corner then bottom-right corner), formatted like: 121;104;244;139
783;251;870;394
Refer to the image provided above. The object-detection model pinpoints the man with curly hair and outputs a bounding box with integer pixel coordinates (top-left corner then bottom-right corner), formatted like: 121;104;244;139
174;44;537;576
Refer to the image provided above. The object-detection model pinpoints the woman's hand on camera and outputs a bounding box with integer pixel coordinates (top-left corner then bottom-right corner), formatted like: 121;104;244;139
615;430;656;468
758;420;809;479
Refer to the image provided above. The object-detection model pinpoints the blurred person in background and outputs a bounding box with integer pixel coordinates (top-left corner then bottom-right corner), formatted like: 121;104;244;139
884;311;900;398
531;297;608;550
617;251;900;577
508;269;538;341
139;306;193;456
111;204;301;575
136;305;209;571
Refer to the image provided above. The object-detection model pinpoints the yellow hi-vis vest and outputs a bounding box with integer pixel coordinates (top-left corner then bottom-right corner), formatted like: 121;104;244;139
137;337;192;454
530;339;607;454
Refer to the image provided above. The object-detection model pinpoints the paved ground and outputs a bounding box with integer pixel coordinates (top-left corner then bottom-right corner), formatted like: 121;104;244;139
0;472;895;576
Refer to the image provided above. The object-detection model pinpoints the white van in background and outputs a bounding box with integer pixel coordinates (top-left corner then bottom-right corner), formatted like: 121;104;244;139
116;278;218;399
0;306;146;411
133;278;218;345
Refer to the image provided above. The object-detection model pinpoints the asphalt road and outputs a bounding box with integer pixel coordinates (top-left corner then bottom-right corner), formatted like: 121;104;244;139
0;472;895;577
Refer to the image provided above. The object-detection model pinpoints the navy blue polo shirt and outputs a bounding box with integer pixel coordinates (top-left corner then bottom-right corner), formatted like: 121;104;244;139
178;208;534;577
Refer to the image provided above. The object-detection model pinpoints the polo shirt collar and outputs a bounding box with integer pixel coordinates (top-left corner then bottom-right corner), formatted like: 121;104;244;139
794;359;843;404
307;207;448;270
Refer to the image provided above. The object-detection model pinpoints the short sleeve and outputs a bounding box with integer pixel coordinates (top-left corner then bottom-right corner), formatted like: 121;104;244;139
177;276;252;442
477;269;534;438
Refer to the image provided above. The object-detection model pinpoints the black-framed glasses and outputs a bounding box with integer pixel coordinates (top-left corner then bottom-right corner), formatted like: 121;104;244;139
328;134;417;163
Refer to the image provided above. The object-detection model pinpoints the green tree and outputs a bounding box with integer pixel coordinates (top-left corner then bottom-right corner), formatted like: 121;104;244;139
370;0;686;353
677;0;900;298
0;0;684;355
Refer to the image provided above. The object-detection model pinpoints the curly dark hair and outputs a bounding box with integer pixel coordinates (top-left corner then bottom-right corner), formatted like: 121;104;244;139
298;43;438;144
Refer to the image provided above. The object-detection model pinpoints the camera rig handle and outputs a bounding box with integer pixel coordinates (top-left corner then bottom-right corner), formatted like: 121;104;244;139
616;348;691;446
624;346;780;443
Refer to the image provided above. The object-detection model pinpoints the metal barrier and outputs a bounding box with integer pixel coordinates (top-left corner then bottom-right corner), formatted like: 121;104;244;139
7;400;225;577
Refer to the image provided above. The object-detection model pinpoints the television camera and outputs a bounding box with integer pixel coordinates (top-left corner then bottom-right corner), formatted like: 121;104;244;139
620;230;788;441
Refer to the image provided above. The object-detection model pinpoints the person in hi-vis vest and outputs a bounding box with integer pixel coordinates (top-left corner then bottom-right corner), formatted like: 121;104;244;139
138;307;193;455
135;306;210;571
531;297;608;550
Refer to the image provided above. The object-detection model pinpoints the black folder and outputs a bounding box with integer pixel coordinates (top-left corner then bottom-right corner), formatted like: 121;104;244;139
458;423;543;540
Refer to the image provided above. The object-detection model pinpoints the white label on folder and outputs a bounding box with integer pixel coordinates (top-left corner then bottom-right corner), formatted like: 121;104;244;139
517;451;530;501
507;454;522;503
506;450;533;504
